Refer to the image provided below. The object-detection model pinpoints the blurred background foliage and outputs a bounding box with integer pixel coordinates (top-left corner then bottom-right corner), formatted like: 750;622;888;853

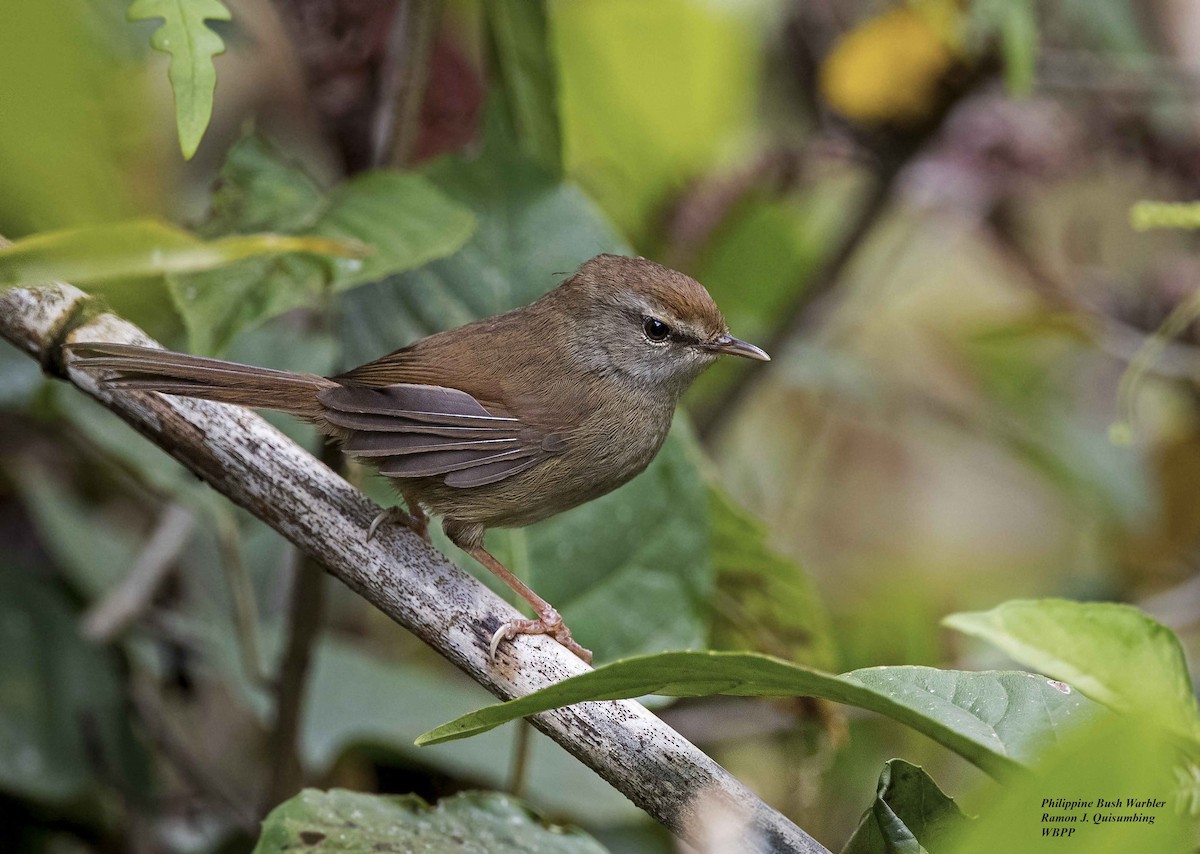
3;0;1200;850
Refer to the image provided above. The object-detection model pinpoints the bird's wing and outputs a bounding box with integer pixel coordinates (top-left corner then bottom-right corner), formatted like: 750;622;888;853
317;383;565;488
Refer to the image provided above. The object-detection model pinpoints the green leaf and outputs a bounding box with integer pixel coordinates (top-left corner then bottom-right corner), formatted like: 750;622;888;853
313;172;480;292
201;133;326;236
842;759;970;854
0;2;144;232
484;1;561;173
127;0;231;159
944;599;1200;745
709;485;836;668
0;565;147;803
253;789;607;854
969;0;1037;97
946;716;1191;853
416;651;1100;776
0;219;362;288
170;133;475;354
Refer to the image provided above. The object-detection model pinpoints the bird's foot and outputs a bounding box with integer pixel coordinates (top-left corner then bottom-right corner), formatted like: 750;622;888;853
489;606;593;665
366;504;430;542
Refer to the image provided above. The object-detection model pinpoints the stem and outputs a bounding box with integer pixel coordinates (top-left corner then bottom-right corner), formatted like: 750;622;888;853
508;721;533;798
82;503;194;642
372;0;442;167
211;503;267;685
261;547;326;813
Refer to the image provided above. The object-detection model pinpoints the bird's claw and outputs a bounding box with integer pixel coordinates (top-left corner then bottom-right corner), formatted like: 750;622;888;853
488;607;592;664
366;505;430;542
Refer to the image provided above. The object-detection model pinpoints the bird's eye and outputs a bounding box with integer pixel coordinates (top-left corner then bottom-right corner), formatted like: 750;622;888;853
642;316;671;342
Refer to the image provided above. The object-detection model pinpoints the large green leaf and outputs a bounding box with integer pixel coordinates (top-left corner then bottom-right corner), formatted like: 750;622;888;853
0;219;361;287
842;759;969;854
253;789;607;854
416;651;1100;776
709;485;836;668
170;134;475;354
946;716;1191;853
944;599;1200;745
127;0;231;159
0;565;147;803
340;120;713;661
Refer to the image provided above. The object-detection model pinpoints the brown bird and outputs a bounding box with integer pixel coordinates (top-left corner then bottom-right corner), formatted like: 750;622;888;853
67;254;769;663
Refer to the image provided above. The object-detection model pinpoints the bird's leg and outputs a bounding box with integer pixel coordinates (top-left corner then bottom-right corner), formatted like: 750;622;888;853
366;492;430;542
465;545;593;665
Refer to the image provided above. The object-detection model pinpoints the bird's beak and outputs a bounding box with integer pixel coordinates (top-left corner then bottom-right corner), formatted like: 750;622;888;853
703;334;770;361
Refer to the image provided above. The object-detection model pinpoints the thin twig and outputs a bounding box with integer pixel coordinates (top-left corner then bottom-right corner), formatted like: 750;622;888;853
372;0;442;167
83;503;195;642
507;720;533;798
211;503;268;685
262;547;326;813
0;276;829;853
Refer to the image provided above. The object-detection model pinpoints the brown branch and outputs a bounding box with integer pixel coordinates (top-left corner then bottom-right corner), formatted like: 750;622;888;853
372;0;442;167
0;277;829;854
82;502;195;642
262;547;326;813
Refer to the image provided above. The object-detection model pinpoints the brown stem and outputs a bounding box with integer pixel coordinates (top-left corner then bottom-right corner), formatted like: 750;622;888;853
261;547;326;813
82;503;194;642
372;0;443;167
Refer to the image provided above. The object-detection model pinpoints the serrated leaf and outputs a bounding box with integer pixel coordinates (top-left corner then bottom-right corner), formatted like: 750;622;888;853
416;651;1100;776
0;219;362;288
127;0;231;159
944;599;1200;745
252;789;607;854
842;759;969;854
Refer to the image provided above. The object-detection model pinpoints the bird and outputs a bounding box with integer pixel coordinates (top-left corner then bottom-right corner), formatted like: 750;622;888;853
66;254;769;664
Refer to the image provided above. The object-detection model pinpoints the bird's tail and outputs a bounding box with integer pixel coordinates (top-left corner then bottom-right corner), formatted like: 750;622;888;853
65;342;335;418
